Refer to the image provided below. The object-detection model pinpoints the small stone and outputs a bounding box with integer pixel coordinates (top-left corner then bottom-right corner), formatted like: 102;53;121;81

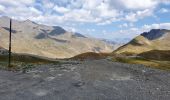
72;81;85;87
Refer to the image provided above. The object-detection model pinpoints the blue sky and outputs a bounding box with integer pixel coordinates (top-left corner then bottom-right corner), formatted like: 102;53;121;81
0;0;170;41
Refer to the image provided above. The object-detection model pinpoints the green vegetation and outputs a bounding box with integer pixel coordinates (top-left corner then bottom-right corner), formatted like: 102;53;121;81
112;53;170;70
138;50;170;61
71;52;113;60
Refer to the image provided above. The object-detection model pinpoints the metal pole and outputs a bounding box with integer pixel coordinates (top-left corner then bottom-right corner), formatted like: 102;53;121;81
8;19;12;68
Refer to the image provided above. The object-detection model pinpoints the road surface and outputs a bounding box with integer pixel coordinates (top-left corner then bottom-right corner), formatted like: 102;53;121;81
0;59;170;100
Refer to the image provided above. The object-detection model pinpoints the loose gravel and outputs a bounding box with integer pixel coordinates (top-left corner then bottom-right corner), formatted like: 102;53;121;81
0;59;169;100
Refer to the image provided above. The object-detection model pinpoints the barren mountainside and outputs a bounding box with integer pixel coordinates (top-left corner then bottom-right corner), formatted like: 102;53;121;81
114;29;170;54
0;16;113;58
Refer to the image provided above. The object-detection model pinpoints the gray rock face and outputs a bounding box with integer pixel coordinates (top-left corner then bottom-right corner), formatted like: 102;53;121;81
141;29;169;40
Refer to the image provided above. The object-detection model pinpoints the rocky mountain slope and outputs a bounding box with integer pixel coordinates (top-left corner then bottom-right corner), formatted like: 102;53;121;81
114;29;170;54
0;16;113;58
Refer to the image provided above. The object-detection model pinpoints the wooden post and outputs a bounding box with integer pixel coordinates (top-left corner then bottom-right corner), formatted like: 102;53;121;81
8;19;12;68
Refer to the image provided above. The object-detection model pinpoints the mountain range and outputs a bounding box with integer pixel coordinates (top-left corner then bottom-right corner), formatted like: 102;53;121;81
0;16;114;58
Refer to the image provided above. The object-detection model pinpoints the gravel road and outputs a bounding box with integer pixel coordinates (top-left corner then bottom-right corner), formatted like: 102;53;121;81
0;59;170;100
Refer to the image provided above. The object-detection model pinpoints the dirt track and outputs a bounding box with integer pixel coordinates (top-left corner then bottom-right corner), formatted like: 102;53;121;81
0;59;170;100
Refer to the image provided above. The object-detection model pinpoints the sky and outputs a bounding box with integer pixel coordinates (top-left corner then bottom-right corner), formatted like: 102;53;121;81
0;0;170;41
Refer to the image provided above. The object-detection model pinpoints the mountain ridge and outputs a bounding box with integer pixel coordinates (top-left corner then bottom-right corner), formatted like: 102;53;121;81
0;16;114;58
114;29;170;54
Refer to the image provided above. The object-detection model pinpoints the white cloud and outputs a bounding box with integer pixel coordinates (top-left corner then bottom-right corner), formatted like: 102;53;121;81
29;15;65;25
0;0;41;19
124;0;157;9
64;26;77;32
0;0;35;7
53;5;70;13
160;0;170;5
119;23;134;28
119;23;128;28
142;23;170;30
109;0;158;10
0;0;169;26
125;9;154;22
0;5;5;12
159;8;169;13
97;20;112;25
83;0;102;9
0;0;157;25
44;2;55;9
5;6;42;19
29;7;42;15
52;0;157;24
96;2;119;18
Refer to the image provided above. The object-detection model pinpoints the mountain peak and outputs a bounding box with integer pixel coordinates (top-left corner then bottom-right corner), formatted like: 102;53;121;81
141;29;169;40
72;32;86;38
149;29;169;33
25;19;32;22
23;19;37;25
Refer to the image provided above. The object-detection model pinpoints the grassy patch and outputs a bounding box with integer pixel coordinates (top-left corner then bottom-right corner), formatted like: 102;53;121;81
112;50;170;70
71;52;113;60
112;56;170;70
138;50;170;61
